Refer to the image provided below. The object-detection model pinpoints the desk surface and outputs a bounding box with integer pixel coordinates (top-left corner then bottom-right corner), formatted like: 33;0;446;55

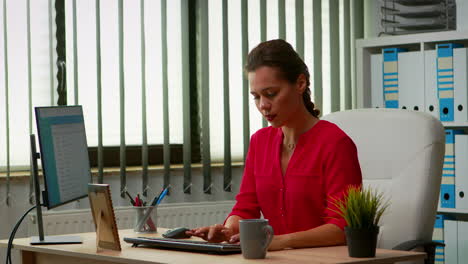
0;229;426;264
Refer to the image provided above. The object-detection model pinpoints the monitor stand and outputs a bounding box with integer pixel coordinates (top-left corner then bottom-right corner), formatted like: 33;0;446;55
30;134;82;245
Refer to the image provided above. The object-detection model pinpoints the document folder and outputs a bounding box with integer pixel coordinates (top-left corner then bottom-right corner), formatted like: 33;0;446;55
433;215;445;264
398;51;425;111
425;49;439;119
371;53;384;108
382;48;407;108
444;220;457;264
454;48;468;123
437;43;463;121
455;134;468;209
441;129;464;208
458;221;468;263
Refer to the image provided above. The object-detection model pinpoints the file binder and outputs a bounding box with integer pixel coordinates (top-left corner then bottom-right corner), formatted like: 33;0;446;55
444;220;457;264
441;129;464;208
458;221;468;263
435;247;444;264
437;43;463;121
455;134;468;209
398;51;425;111
425;50;440;119
454;48;468;123
382;48;407;108
433;215;445;264
371;53;384;108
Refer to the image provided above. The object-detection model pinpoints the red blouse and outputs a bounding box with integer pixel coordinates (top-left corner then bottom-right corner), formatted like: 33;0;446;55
227;120;362;235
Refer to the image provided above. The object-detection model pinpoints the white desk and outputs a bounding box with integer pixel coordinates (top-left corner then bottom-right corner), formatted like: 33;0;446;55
0;229;426;264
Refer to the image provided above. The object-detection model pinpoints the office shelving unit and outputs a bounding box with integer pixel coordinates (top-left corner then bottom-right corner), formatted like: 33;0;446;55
438;207;468;214
356;32;468;210
356;29;468;112
356;30;468;263
443;121;468;128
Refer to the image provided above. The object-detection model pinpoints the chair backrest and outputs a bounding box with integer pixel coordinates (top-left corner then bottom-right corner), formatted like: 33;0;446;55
322;108;445;250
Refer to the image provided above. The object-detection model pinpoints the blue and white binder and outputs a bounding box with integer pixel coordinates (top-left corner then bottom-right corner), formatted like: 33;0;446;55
444;220;458;264
382;48;407;108
454;47;468;123
425;50;440;119
433;215;445;264
371;54;384;108
441;129;464;208
399;51;425;111
437;43;463;121
455;134;468;209
458;221;468;263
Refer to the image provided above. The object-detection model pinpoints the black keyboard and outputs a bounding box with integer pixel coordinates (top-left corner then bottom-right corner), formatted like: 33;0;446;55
123;237;241;254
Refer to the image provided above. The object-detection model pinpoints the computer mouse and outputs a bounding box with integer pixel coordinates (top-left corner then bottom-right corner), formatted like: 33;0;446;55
162;227;192;239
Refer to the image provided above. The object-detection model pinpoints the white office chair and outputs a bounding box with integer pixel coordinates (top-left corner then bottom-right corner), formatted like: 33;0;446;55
323;108;445;264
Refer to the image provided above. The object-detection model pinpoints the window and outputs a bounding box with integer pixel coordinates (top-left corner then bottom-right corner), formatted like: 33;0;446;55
1;0;362;197
65;0;183;151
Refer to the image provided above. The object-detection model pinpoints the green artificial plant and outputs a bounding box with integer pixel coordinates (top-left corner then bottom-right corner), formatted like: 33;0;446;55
329;185;390;229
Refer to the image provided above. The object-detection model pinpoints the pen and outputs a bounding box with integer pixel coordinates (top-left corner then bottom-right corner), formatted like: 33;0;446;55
156;187;169;205
135;194;142;207
149;186;170;206
125;191;136;206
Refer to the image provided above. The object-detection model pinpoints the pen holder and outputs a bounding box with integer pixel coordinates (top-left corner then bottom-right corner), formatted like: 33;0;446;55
133;206;157;233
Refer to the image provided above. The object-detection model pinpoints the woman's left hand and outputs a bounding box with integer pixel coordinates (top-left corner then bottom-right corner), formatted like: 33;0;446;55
268;235;287;251
229;233;287;251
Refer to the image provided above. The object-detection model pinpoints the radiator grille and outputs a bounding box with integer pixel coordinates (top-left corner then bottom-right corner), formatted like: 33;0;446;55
28;201;235;236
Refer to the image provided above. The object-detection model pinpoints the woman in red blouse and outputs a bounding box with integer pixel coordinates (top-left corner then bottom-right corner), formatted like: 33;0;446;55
187;39;362;250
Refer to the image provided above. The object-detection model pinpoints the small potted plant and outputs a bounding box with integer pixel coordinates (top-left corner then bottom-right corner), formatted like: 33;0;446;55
329;185;390;258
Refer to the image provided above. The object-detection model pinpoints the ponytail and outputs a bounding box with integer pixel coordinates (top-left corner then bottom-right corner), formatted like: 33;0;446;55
302;88;320;118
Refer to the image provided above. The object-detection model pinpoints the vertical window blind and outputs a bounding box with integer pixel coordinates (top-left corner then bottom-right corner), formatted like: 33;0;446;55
0;0;364;205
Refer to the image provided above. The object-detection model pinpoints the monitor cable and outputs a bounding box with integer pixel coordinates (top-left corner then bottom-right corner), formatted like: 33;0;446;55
5;204;42;264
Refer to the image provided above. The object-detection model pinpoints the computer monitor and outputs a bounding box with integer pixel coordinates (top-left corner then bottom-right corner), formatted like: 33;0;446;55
30;105;92;244
35;106;91;208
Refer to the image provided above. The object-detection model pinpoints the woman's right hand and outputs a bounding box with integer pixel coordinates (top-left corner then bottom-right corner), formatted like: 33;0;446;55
186;224;235;243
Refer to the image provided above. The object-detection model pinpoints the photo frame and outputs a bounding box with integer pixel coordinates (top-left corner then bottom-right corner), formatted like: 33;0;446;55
88;184;121;251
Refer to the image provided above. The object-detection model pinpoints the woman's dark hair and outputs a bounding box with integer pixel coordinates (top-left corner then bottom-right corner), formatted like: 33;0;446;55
245;39;320;118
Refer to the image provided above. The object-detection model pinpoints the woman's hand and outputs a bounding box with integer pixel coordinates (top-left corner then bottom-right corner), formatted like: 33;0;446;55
267;235;288;251
228;233;287;251
227;233;240;244
187;224;236;243
188;225;286;251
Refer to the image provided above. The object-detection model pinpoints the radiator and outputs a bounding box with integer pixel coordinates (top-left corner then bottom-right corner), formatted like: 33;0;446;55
27;201;235;236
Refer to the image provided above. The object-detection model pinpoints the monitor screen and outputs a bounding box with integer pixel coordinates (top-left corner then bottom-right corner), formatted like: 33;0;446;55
35;106;91;209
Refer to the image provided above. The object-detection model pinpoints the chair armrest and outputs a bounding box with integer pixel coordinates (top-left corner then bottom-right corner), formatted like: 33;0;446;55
393;240;444;251
392;240;444;264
